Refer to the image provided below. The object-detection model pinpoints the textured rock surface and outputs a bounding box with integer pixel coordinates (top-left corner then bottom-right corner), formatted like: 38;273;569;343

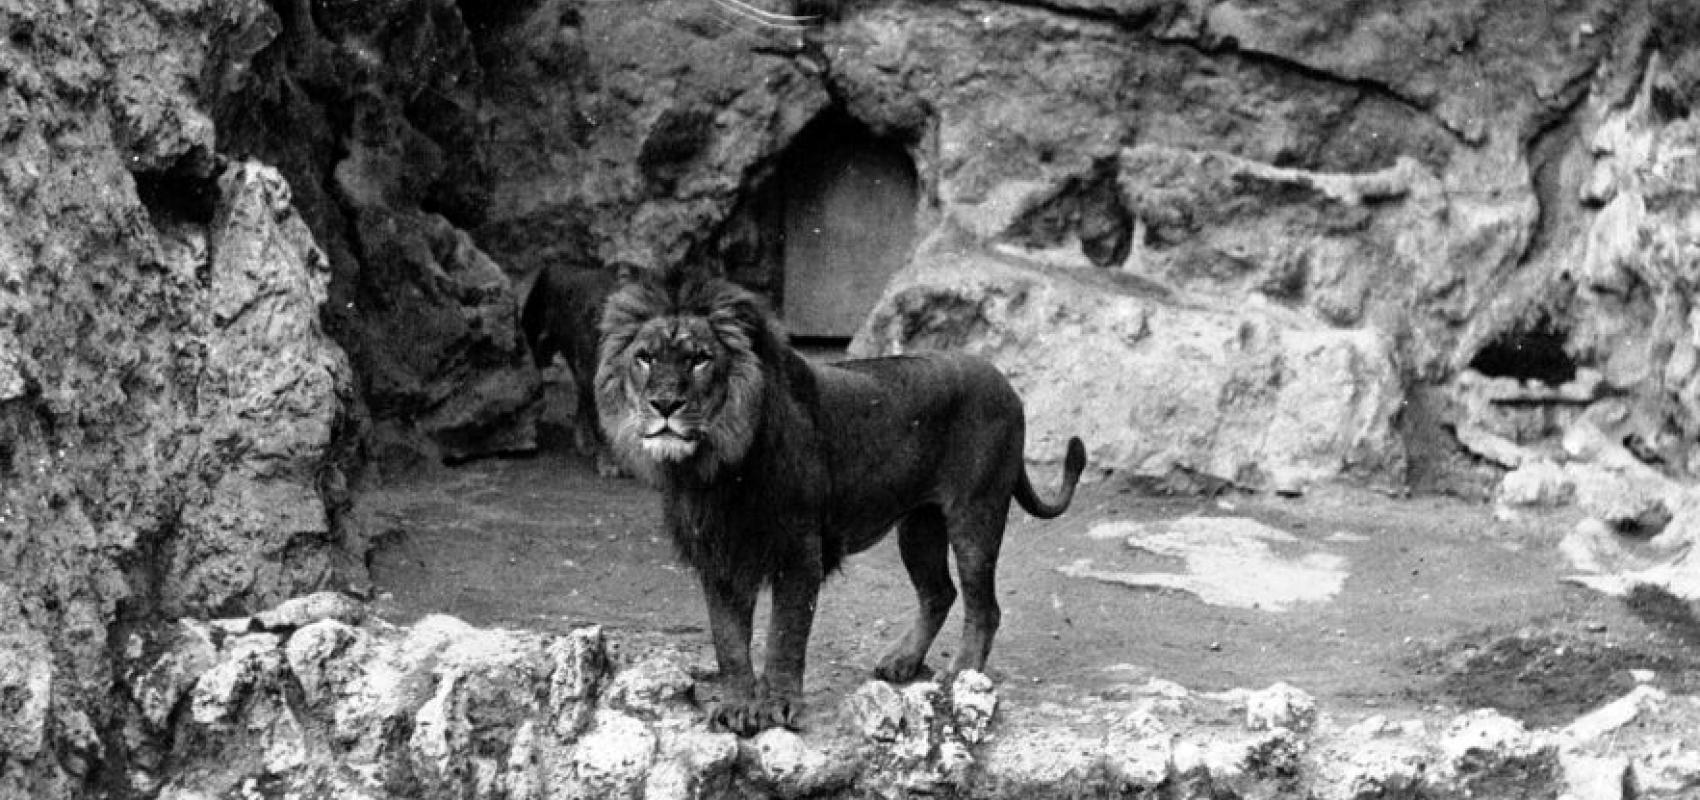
0;3;361;796
816;0;1699;492
214;0;540;467
121;599;1700;799
855;249;1407;491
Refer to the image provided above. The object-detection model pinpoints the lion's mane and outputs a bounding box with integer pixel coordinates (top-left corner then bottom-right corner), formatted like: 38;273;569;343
592;270;776;486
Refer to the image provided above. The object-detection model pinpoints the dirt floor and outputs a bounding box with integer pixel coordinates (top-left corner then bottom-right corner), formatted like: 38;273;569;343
367;448;1700;733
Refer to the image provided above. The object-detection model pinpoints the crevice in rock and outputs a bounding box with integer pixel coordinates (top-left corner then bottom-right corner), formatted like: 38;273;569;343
1171;37;1458;147
991;0;1178;32
130;149;220;228
988;0;1450;143
1005;156;1133;268
1468;315;1578;387
1515;66;1596;268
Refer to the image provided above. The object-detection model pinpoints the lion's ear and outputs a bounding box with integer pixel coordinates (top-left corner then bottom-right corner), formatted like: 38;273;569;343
708;282;786;353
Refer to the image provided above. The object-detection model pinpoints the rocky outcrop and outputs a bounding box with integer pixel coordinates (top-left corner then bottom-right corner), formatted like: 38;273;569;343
823;0;1700;492
0;3;362;796
123;596;1700;799
215;0;541;468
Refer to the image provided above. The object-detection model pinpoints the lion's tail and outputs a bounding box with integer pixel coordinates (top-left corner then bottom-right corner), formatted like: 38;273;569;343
1015;437;1087;519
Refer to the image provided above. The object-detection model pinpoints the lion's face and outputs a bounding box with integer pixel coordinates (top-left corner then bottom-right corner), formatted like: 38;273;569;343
595;274;768;483
619;317;734;461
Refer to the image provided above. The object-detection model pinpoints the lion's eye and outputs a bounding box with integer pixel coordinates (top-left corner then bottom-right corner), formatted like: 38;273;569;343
634;351;653;368
690;353;713;371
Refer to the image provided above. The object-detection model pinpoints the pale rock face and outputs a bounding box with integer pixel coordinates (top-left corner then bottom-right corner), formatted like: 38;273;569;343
856;250;1408;492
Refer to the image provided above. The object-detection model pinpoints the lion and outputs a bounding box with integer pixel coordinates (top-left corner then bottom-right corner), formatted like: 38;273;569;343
522;263;625;477
595;267;1087;735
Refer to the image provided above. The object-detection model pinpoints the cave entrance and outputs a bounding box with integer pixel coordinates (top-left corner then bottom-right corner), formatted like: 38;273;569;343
778;110;918;340
1469;319;1577;386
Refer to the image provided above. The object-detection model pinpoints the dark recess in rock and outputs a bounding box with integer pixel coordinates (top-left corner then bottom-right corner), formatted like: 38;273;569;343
1007;157;1133;268
639;105;718;194
131;150;221;227
1469;317;1577;386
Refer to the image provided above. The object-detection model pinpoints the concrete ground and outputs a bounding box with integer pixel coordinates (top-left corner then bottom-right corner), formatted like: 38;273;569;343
366;450;1700;735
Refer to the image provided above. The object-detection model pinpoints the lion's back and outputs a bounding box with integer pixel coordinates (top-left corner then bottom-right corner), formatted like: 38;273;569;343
824;351;1019;412
811;351;1026;468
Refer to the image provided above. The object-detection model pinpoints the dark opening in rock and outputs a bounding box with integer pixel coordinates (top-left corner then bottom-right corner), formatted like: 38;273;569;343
1468;322;1577;386
775;109;918;339
132;153;218;227
1006;158;1133;268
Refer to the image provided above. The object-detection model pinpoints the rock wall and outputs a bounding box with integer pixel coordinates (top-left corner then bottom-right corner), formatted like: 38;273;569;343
175;0;1700;490
830;0;1699;492
0;3;362;796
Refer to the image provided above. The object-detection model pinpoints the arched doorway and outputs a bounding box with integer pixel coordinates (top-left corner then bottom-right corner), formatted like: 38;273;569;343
778;111;918;340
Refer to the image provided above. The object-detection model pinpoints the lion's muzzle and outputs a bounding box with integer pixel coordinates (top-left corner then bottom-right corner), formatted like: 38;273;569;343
640;407;701;461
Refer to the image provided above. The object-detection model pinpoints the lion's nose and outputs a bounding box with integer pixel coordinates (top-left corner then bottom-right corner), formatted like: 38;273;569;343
650;398;685;418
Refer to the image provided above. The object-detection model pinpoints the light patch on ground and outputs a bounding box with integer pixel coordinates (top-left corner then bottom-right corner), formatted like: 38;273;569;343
1062;516;1348;612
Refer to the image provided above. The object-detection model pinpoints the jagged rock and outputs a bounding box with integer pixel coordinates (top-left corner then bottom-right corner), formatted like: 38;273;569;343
845;680;907;743
123;621;218;731
282;618;368;709
188;633;285;725
1499;459;1577;507
646;727;739;800
548;626;610;738
118;602;1700;799
599;657;696;720
746;727;851;796
1457;424;1539;469
1311;724;1433;800
949;670;998;744
1439;709;1555;791
1236;682;1318;733
1635;741;1700;797
160;160;358;617
254;591;366;631
1567;61;1700;476
1560;752;1631;800
895;682;942;760
552;710;657;798
342;204;540;464
977;722;1103;792
1562;685;1667;744
0;619;53;762
856;249;1407;492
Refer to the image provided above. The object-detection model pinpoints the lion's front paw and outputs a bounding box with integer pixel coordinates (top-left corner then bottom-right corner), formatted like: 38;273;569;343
707;687;802;736
872;651;934;683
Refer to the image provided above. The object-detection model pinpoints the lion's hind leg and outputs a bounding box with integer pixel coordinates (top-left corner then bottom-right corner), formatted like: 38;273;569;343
874;507;956;682
945;504;1010;676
